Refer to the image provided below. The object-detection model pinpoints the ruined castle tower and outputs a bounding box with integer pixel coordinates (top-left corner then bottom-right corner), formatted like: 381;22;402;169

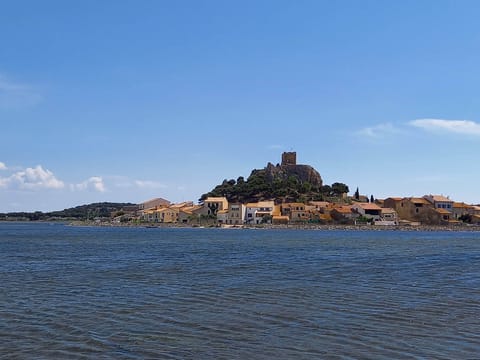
281;152;297;166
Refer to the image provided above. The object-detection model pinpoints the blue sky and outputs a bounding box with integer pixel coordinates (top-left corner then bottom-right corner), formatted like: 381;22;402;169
1;0;480;212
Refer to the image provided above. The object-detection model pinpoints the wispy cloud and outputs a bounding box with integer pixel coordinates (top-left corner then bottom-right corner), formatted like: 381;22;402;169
108;176;167;190
134;180;167;189
0;165;64;190
0;74;43;108
0;162;6;170
356;123;402;138
410;119;480;136
71;176;106;192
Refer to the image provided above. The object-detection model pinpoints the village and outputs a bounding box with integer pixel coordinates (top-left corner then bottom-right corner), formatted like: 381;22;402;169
116;152;480;228
130;194;480;228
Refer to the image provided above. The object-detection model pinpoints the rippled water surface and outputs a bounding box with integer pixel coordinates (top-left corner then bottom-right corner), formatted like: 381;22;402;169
1;223;480;359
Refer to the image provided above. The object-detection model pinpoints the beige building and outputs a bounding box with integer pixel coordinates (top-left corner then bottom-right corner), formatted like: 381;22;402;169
281;203;309;222
424;195;454;211
178;205;203;223
384;197;432;223
201;197;229;216
139;197;170;211
452;202;469;220
155;207;179;223
351;202;383;221
227;203;245;225
331;205;356;222
379;208;399;225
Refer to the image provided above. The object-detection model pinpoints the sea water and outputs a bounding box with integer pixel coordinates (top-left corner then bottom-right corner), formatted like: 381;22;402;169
1;223;479;359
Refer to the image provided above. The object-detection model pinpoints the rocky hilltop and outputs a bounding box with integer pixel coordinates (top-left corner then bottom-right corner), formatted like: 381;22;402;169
200;152;347;204
264;162;323;188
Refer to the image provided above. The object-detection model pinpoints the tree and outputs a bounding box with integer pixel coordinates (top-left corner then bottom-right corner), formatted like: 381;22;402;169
331;182;349;196
321;185;332;196
370;195;374;203
354;187;360;200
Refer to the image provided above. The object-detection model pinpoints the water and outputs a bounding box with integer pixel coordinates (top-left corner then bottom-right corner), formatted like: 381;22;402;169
1;223;480;359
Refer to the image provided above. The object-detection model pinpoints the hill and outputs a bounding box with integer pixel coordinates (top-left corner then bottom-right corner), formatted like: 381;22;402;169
200;153;349;204
0;202;137;221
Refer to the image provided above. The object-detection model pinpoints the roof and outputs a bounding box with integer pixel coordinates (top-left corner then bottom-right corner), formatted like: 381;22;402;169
453;202;468;208
332;206;353;214
435;208;451;214
246;201;275;208
308;201;331;206
386;197;403;201
409;197;430;205
353;202;382;210
425;195;453;203
204;197;228;202
217;209;229;214
141;197;170;205
283;202;305;207
169;201;193;209
156;207;178;213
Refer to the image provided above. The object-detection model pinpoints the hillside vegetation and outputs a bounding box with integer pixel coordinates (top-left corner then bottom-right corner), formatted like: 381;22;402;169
0;202;137;221
200;162;349;204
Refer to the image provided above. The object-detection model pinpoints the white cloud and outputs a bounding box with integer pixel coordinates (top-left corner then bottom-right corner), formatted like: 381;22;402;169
134;180;167;189
0;74;42;108
410;119;480;135
0;165;64;190
356;123;401;138
72;176;106;192
0;162;6;170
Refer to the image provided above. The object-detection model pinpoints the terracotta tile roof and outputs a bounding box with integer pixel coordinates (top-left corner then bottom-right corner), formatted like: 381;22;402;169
426;195;453;203
409;197;430;205
283;202;305;207
354;202;382;210
435;208;451;214
333;206;353;214
246;201;275;208
308;201;331;206
169;201;193;209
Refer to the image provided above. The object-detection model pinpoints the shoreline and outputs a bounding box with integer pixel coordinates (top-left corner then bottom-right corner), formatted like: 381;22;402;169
2;220;480;232
66;221;480;232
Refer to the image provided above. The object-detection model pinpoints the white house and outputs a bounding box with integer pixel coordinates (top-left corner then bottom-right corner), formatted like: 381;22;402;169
245;201;275;224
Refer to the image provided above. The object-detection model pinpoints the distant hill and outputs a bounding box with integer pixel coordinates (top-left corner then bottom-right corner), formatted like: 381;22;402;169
0;202;137;221
200;153;349;204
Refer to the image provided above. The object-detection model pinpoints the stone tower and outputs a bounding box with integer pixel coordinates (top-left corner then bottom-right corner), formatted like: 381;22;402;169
281;152;297;166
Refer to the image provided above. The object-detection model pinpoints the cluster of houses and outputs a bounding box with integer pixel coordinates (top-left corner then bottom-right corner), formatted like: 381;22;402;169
131;194;480;226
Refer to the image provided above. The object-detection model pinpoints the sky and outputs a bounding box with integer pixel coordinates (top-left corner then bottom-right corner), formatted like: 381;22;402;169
1;0;480;212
